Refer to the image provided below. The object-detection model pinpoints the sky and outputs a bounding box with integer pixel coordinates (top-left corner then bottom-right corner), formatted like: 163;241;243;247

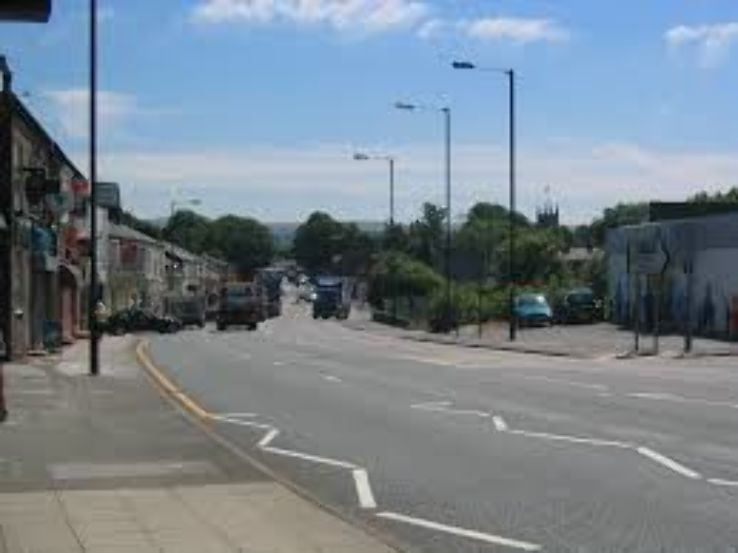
2;0;738;224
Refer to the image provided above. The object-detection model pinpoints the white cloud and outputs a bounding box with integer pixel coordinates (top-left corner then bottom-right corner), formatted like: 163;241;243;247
44;89;138;139
665;22;738;67
416;18;447;39
462;17;570;44
191;0;429;33
66;141;738;223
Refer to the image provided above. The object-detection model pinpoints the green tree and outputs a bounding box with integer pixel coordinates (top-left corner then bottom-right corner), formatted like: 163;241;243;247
590;202;649;246
407;202;446;270
163;209;211;253
207;215;274;276
293;212;348;274
688;187;738;203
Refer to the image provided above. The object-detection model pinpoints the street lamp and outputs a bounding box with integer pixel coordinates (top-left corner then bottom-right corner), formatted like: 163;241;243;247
452;60;517;341
352;152;395;225
395;101;453;330
354;151;398;320
170;197;202;218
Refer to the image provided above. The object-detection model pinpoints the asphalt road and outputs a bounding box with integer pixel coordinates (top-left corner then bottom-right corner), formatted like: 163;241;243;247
148;298;738;553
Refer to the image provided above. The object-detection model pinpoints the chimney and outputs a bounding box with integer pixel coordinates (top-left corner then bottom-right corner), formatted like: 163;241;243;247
0;56;12;93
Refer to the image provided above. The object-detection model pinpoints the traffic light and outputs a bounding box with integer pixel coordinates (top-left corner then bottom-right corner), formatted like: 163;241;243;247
0;0;51;22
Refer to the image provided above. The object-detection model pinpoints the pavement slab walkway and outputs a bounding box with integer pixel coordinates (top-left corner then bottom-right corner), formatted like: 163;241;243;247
0;334;397;553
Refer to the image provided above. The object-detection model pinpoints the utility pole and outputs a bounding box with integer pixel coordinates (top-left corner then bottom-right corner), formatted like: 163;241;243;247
443;107;452;330
88;0;99;376
507;69;517;341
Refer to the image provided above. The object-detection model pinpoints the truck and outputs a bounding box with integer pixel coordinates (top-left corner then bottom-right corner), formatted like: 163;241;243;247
312;276;352;320
257;268;283;318
216;282;265;331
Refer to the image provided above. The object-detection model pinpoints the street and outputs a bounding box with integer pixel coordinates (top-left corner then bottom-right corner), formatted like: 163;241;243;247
147;299;738;553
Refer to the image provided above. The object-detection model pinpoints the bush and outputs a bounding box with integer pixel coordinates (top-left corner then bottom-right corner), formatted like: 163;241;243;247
368;252;443;308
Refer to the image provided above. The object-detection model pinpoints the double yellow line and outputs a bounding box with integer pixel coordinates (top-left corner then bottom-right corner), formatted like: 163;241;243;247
136;340;212;420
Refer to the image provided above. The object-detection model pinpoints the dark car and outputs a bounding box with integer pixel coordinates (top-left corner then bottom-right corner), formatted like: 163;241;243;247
555;288;601;324
513;293;553;327
217;283;264;331
168;296;206;328
105;308;181;335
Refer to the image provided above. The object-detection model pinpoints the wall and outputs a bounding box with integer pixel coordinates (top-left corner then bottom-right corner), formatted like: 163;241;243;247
607;213;738;339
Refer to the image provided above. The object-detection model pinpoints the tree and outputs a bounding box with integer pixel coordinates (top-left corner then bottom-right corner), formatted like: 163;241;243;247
207;215;274;276
688;187;738;203
407;202;446;270
118;210;162;240
590;202;649;246
293;212;347;274
163;210;211;254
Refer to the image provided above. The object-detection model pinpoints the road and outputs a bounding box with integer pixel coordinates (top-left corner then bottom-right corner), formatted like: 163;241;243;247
148;298;738;553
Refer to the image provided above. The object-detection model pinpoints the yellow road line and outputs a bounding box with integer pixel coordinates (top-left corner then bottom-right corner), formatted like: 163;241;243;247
135;340;212;420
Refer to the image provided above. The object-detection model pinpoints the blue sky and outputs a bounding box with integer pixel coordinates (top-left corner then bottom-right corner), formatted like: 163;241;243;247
3;0;738;223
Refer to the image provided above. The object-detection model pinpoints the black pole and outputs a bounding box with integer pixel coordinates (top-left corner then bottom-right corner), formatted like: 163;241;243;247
443;108;452;329
389;157;395;226
389;157;397;321
508;70;517;341
88;0;99;376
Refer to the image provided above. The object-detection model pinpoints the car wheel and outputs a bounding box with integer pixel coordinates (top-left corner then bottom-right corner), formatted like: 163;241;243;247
217;322;226;331
248;323;258;331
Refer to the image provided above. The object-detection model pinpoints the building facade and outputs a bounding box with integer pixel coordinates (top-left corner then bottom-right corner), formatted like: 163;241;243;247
606;211;738;339
1;59;85;359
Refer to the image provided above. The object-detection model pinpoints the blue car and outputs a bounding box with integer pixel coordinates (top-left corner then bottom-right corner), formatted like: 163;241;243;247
513;293;553;327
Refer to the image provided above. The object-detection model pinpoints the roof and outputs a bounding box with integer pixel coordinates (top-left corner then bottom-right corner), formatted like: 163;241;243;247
5;92;85;178
108;223;161;245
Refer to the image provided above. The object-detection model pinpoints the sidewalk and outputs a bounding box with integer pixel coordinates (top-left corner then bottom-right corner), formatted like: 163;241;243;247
346;315;737;359
0;335;397;553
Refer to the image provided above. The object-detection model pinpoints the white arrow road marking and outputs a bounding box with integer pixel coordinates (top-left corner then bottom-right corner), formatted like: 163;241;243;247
376;512;541;551
708;478;738;487
411;401;490;418
352;469;377;509
637;447;702;480
492;416;509;432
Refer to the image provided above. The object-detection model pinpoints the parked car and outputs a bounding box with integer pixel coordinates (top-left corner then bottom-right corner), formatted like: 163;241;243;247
554;287;601;324
105;308;181;335
168;296;206;328
513;293;553;327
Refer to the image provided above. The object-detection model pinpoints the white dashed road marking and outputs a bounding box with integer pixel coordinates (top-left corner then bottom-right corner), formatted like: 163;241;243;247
352;468;378;509
376;512;541;551
258;428;279;448
708;478;738;487
261;446;358;469
492;416;509;432
636;447;702;480
411;401;490;418
506;429;631;449
322;374;343;383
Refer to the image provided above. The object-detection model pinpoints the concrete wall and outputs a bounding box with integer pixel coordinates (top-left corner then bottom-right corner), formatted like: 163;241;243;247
607;213;738;338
